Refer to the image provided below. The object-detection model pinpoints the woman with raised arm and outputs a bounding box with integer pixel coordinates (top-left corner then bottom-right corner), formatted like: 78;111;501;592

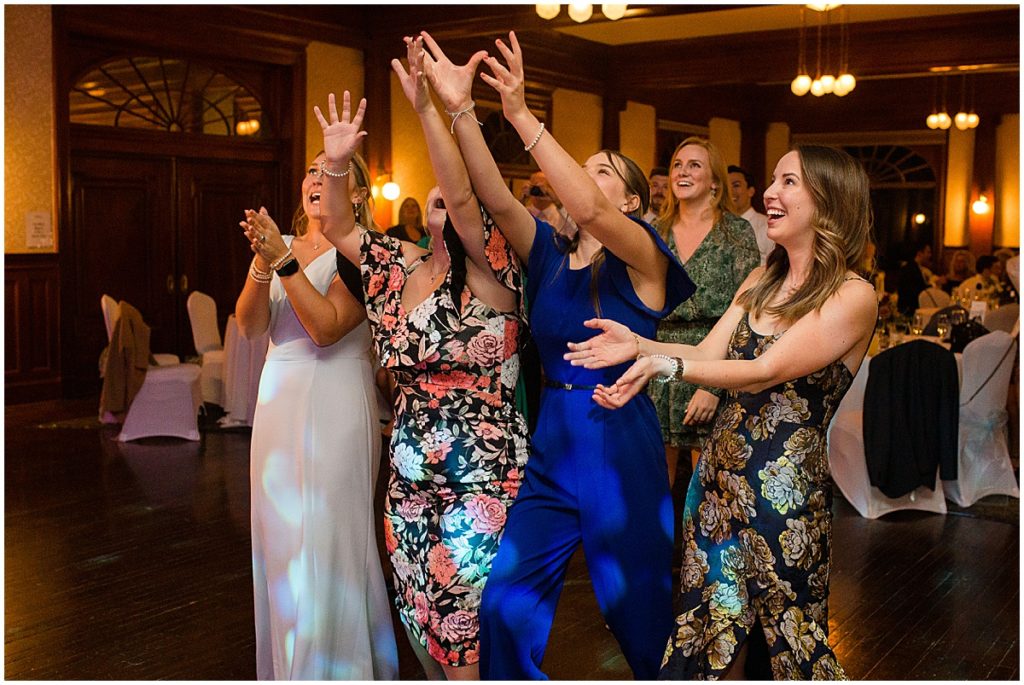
649;137;760;488
236;155;397;679
565;145;877;680
418;30;694;680
316;39;530;680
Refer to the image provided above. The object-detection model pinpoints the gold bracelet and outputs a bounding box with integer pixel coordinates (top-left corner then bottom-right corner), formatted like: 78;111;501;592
319;160;351;178
632;332;642;359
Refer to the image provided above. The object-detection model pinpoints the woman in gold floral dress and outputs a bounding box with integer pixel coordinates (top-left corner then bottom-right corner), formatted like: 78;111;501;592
565;145;878;679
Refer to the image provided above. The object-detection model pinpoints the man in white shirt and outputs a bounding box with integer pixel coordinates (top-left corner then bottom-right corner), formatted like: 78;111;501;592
728;165;774;264
643;166;669;225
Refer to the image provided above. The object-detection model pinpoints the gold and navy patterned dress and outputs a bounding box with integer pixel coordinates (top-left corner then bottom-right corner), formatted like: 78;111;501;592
659;313;851;680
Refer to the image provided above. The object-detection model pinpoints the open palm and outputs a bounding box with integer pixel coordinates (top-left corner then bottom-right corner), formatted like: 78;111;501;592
313;90;367;164
419;31;487;113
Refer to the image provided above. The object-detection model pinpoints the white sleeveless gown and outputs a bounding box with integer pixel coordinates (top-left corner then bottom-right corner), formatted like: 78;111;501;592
250;238;397;679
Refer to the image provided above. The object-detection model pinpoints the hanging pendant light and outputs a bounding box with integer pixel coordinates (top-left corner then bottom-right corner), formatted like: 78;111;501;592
535;3;560;19
601;4;627;20
567;2;593;22
791;7;812;95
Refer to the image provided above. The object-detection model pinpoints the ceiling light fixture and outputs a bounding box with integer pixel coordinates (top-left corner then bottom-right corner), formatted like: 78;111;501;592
793;6;854;98
535;3;628;22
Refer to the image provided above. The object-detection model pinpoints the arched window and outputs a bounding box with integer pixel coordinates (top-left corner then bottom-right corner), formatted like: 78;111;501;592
843;145;936;188
70;56;267;138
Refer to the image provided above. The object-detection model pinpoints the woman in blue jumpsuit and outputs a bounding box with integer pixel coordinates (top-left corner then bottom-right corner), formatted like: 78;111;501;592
417;31;695;678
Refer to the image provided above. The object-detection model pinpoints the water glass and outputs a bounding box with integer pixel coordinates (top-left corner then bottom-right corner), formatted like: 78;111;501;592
936;314;950;341
911;313;926;335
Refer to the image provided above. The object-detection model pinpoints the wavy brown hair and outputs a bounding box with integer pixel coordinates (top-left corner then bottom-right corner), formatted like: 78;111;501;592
736;145;872;323
291;151;377;236
655;136;736;237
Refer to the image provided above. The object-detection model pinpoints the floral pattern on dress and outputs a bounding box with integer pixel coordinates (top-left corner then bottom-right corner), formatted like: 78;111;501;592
659;313;852;681
649;212;760;448
361;208;529;668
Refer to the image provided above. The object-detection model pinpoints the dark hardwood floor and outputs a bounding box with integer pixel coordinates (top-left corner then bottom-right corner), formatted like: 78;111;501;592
5;398;1019;680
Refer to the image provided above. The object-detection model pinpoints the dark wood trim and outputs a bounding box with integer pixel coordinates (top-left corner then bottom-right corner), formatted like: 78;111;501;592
5;254;62;403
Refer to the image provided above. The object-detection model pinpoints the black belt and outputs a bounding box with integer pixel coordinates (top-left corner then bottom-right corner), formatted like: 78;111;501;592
543;379;597;391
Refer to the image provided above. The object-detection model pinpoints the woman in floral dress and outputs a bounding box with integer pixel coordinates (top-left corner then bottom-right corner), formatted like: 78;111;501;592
566;145;878;679
649;137;760;486
315;63;528;679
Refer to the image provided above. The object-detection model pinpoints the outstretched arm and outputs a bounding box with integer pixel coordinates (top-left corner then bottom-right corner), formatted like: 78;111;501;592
480;31;665;279
420;31;536;263
315;91;368;267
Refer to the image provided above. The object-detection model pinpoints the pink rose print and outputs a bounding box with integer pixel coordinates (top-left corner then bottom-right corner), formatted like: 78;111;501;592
396;497;427;521
465;494;507;534
427;543;457;585
369;243;390;264
438;609;478;644
414;592;429;625
387;265;404;293
466;331;502;366
367;272;385;297
476;421;503;441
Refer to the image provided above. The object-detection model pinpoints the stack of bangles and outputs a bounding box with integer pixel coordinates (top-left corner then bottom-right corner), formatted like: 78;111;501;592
249;249;299;283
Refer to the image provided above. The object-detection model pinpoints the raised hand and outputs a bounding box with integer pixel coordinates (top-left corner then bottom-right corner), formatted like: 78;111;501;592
313;91;367;166
591;357;660;410
391;36;433;114
480;31;528;123
419;30;488;113
564;318;641;368
241;207;288;266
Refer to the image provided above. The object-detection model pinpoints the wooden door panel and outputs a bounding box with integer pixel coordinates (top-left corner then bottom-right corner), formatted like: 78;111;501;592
177;159;280;339
67;154;175;392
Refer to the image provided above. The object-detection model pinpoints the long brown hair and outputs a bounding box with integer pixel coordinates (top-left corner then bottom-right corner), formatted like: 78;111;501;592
736;145;872;323
654;136;735;238
552;149;649;316
290;151;377;236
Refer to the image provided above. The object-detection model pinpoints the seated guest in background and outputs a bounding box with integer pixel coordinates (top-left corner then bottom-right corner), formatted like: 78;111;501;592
957;255;998;301
643;166;669;224
386;196;429;247
896;240;938;315
941;249;975;294
993;248;1019;303
728;164;774;265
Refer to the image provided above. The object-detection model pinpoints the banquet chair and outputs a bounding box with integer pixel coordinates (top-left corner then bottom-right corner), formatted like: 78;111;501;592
944;330;1020;507
186;290;226;407
99;295;203;441
983;302;1019;334
828;351;949;519
101;294;179;367
918;286;951;309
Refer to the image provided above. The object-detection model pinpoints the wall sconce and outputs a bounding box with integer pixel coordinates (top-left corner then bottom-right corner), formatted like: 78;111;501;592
972;195;990;215
235;117;260;136
374;174;401;202
913;213;927;225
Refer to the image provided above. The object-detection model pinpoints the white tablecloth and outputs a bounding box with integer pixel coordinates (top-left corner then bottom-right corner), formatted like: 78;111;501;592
218;314;269;428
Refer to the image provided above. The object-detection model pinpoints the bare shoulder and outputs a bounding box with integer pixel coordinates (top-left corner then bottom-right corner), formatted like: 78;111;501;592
826;273;878;323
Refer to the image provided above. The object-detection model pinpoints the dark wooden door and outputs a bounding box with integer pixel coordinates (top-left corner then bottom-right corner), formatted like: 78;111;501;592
65;152;280;395
177;159;280;337
67;153;177;393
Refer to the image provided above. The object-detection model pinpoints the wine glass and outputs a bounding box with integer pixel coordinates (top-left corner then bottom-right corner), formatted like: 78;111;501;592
911;313;926;336
935;314;950;341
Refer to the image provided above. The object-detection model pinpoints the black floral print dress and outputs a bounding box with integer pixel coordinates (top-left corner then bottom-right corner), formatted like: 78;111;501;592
659;313;851;680
360;211;529;668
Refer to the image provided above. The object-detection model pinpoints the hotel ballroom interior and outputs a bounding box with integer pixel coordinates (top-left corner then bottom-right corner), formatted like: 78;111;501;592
4;4;1019;680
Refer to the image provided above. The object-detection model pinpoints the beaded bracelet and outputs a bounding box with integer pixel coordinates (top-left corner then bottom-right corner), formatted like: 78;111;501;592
269;248;293;272
445;101;483;135
319;160;352;178
648;354;685;383
524;122;545;152
249;258;273;284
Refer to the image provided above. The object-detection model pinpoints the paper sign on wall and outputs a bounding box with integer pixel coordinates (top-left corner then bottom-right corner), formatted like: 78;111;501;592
25;211;53;249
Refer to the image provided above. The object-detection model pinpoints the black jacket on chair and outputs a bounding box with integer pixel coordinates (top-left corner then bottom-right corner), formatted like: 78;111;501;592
863;340;959;498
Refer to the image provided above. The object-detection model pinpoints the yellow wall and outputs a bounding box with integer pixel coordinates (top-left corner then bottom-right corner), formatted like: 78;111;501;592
5;5;55;254
304;42;365;168
387;71;435;229
995;114;1019;248
944;127;974;247
553;88;602;164
619;101;656;173
764;123;791;186
708;117;741;167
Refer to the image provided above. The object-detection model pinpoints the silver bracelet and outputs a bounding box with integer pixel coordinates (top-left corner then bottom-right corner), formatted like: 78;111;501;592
269;248;293;272
524;122;545;152
648;354;684;383
445;101;483;135
319;160;352;178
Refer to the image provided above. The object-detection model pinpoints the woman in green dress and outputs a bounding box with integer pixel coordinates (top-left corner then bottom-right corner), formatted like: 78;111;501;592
650;137;760;486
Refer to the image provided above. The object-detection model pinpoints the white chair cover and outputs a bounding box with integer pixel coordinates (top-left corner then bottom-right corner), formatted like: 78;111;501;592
186;291;225;406
919;287;951;309
944;330;1019;507
828;355;948;518
983;303;1019;333
218;314;269;428
99;294;200;440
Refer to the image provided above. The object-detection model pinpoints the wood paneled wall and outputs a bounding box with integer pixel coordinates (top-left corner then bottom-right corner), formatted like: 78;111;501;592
5;255;61;402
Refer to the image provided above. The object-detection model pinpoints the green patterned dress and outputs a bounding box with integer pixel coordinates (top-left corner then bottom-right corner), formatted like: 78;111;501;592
649;212;760;448
658;313;850;680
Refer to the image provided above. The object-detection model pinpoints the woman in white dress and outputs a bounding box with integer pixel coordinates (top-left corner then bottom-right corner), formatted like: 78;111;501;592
235;152;398;680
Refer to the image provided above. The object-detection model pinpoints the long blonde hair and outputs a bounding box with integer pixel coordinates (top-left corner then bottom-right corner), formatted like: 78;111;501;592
291;151;377;236
736;145;872;323
655;136;735;238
